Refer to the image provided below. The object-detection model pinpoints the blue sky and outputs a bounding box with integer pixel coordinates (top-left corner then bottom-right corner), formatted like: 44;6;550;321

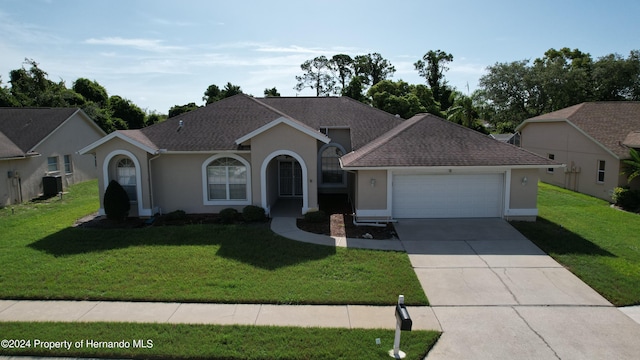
1;0;638;113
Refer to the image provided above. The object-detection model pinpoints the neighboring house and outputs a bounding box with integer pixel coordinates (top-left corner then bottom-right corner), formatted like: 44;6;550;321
517;102;640;202
0;108;106;206
79;95;559;221
489;133;520;146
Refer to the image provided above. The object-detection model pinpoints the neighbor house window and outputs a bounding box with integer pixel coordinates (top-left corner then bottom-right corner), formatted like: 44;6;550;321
207;157;247;200
116;158;137;201
547;154;555;173
320;145;345;185
597;160;606;183
47;156;59;173
64;155;73;174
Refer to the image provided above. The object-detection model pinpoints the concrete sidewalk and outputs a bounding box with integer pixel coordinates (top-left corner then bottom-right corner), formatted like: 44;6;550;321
0;299;440;330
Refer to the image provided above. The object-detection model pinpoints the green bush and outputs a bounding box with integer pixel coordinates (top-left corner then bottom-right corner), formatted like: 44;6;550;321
219;208;239;224
304;210;327;223
242;205;266;222
613;187;640;212
164;209;187;221
103;180;130;221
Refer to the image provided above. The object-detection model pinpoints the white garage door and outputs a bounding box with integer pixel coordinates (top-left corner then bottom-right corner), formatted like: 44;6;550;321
392;173;504;218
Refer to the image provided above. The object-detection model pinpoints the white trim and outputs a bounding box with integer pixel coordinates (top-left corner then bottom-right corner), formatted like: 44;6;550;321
103;150;149;217
317;142;347;187
79;131;158;155
341;164;565;171
201;153;252;206
505;208;538;217
261;150;309;215
504;169;511;217
355;209;392;218
235;116;330;145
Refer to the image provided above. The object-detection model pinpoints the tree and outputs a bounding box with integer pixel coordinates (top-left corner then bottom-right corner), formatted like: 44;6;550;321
264;87;280;97
168;102;200;118
0;77;18;106
103;180;130;221
73;78;108;106
622;148;640;184
354;53;395;86
342;76;368;103
109;95;145;129
367;80;439;119
9;58;62;106
593;51;640;100
203;82;243;104
414;50;454;110
331;54;354;93
295;56;336;96
446;91;486;133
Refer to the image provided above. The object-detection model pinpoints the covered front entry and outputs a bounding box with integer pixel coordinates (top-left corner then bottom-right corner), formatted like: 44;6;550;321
261;150;309;216
392;173;504;218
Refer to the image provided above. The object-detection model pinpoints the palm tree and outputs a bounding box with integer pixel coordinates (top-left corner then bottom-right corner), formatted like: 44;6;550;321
446;93;476;128
622;148;640;183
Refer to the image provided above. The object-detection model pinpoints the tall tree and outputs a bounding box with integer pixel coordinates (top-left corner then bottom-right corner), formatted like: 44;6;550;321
342;76;368;103
168;102;200;118
9;58;59;106
73;78;108;106
354;53;396;86
0;77;18;106
367;80;439;119
109;95;145;129
330;54;354;93
414;50;454;110
203;82;243;104
295;56;336;96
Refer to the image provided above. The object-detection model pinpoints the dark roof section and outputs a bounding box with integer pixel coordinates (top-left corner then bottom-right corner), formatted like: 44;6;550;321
132;94;403;151
258;96;403;149
0;108;79;158
341;113;558;168
523;102;640;158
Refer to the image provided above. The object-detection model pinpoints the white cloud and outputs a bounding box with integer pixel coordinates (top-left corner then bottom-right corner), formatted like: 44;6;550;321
84;37;185;53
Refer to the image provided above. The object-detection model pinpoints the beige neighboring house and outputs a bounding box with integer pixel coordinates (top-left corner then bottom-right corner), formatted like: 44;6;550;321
0;108;106;206
517;102;640;202
79;94;559;221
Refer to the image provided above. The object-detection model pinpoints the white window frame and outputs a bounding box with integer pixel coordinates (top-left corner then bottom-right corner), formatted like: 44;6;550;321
64;154;73;174
116;157;137;201
317;143;347;187
547;154;555;173
202;154;251;206
47;156;59;173
597;160;606;183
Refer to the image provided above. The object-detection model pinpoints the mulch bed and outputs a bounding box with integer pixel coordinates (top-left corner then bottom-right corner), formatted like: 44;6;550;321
296;213;396;240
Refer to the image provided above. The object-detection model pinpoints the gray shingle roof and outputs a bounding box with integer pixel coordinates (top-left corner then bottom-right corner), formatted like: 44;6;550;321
130;94;403;151
0;108;79;158
341;113;557;168
522;102;640;158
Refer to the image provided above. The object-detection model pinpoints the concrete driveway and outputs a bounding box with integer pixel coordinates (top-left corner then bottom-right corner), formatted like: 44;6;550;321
395;218;640;360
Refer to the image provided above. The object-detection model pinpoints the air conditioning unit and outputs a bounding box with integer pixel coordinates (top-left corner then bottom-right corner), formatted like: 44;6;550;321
43;175;63;196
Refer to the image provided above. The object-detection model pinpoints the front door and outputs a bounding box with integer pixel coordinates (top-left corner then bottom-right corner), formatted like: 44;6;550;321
279;160;303;196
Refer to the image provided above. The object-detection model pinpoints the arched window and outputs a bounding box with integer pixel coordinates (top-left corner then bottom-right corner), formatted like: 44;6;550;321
207;157;247;200
116;158;137;201
320;145;345;185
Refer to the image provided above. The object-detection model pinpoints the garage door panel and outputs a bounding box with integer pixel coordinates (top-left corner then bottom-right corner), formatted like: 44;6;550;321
392;174;503;218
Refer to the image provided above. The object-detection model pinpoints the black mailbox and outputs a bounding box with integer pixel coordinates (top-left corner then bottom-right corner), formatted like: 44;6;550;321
395;303;412;331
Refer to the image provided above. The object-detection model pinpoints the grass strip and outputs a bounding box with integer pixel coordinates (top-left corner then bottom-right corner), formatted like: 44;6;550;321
511;182;640;306
0;321;440;360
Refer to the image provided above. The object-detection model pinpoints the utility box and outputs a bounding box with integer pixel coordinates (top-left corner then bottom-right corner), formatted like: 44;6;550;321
43;175;63;196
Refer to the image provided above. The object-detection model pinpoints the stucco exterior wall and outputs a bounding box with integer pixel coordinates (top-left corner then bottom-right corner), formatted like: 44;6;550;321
521;121;620;201
249;123;320;214
355;170;388;210
0;113;103;206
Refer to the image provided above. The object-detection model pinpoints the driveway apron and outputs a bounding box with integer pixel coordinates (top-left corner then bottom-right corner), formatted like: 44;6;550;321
396;218;640;360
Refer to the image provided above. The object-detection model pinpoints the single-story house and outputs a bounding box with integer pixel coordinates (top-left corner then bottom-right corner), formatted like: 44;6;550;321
516;102;640;202
0;108;106;206
79;94;559;221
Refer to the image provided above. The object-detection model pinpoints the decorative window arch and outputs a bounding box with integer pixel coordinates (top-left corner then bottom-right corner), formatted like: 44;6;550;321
102;149;148;217
202;154;251;205
318;143;347;186
116;157;137;201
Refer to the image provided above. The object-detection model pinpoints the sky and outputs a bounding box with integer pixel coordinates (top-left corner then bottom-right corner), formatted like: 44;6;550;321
0;0;638;114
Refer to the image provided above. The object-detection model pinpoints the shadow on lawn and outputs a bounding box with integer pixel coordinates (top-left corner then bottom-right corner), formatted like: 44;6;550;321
28;224;336;270
511;217;615;257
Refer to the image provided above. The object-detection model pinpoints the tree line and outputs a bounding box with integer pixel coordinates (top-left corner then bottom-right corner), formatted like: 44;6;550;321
2;48;639;134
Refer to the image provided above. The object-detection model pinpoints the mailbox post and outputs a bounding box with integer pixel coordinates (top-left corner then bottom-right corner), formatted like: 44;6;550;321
390;295;412;359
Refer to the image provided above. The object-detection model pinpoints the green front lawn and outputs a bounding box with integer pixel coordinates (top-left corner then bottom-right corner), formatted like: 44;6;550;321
0;322;440;360
511;182;640;306
0;180;427;305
